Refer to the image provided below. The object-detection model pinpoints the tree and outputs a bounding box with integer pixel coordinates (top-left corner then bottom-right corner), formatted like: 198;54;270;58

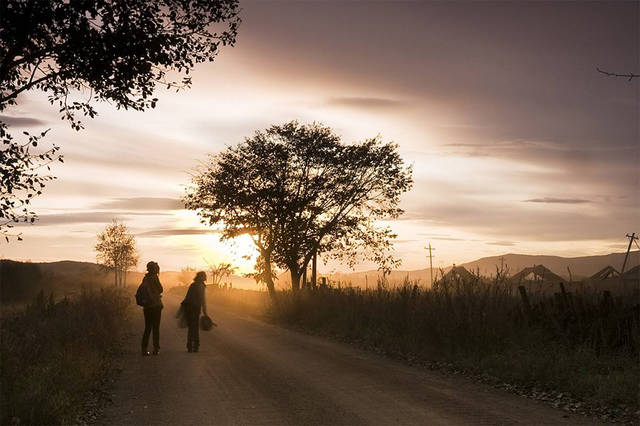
1;126;61;241
95;220;139;287
203;259;236;288
184;121;413;296
0;0;240;238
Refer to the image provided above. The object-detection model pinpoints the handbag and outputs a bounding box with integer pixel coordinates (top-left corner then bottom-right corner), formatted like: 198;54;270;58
176;303;188;328
200;315;216;331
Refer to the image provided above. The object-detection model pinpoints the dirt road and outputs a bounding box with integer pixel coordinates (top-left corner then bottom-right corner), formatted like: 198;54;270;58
102;295;598;425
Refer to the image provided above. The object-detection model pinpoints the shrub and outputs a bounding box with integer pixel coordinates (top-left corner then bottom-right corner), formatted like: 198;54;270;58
268;275;639;407
0;288;132;425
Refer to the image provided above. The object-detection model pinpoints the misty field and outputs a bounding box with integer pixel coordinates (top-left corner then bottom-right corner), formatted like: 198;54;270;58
265;275;639;415
0;288;132;425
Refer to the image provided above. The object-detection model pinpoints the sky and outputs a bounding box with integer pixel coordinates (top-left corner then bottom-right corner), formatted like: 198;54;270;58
2;0;638;275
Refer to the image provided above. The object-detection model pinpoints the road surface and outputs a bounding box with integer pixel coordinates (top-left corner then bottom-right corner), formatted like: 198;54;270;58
101;295;598;425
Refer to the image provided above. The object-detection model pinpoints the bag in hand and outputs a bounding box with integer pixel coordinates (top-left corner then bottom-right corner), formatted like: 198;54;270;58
176;303;188;328
200;315;216;331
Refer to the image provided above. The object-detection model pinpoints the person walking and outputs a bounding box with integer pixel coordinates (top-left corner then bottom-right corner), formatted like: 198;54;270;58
182;271;208;353
141;261;163;356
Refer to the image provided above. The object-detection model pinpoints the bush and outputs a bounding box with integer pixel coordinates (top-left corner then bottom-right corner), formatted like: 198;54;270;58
0;288;132;425
268;275;639;408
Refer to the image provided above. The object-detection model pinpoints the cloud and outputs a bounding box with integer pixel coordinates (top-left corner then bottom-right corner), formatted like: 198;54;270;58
0;114;48;127
523;197;591;204
94;197;183;210
17;211;171;226
137;228;219;237
400;197;638;242
392;239;420;244
487;241;516;246
326;97;406;110
425;236;466;241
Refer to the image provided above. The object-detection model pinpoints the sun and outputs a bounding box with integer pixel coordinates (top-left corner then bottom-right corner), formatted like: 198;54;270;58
200;233;259;275
170;210;259;274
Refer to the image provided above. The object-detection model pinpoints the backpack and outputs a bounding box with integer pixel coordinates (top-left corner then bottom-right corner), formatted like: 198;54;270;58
135;281;151;307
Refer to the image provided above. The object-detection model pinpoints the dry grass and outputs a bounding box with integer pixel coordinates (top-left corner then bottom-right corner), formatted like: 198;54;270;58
268;274;639;409
0;288;133;425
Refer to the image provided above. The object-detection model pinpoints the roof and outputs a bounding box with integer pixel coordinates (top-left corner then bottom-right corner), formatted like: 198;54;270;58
621;264;640;281
440;266;475;281
510;264;566;283
589;265;620;281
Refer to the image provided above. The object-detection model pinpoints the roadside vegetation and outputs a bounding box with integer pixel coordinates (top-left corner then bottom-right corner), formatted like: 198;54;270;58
267;274;639;416
0;288;133;425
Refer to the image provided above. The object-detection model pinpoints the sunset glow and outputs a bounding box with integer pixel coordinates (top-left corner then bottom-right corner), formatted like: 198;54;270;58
2;1;637;278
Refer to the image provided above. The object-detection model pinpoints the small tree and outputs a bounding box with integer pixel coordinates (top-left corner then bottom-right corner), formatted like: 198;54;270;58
185;121;413;296
204;259;236;288
95;220;138;287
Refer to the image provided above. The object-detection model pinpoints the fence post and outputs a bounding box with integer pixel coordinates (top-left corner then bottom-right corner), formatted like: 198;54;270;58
558;282;569;310
518;285;532;322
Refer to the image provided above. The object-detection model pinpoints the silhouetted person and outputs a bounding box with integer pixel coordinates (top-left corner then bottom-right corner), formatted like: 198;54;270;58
141;261;163;356
182;271;208;352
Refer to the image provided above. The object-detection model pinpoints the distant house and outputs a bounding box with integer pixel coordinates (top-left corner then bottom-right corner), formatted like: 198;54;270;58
588;265;620;281
621;265;640;284
510;264;566;284
438;265;475;282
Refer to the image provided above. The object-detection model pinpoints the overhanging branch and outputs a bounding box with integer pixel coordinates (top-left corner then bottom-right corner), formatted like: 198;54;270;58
596;67;639;81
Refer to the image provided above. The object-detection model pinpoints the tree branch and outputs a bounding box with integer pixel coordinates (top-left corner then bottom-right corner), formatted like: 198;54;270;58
596;67;639;81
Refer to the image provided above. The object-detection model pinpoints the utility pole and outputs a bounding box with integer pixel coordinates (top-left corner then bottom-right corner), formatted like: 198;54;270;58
621;232;638;274
425;243;436;285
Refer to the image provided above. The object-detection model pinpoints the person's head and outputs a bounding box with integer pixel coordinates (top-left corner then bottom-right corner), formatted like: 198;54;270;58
146;261;160;274
194;271;207;283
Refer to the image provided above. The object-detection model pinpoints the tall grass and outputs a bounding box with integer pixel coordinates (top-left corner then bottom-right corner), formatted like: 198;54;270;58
268;274;639;408
0;287;132;425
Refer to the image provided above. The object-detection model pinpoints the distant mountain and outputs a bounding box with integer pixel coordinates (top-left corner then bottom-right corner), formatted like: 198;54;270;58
302;251;640;287
4;251;638;301
458;252;639;280
0;259;261;303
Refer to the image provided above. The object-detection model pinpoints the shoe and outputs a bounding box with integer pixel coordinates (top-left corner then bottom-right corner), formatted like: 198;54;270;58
152;348;160;355
142;351;151;356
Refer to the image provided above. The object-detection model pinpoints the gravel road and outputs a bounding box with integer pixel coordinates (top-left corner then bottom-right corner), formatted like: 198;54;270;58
101;295;600;425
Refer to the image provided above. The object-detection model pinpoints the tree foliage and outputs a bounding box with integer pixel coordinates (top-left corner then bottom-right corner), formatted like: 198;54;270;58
0;123;62;241
95;220;138;287
0;0;240;238
184;121;413;295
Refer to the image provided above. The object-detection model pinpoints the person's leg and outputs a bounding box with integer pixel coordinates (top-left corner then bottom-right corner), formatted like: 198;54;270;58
141;308;152;355
186;306;195;351
193;312;200;352
152;307;162;354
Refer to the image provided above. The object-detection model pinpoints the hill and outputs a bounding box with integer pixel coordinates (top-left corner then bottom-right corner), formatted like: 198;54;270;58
310;251;640;287
0;259;262;303
4;250;638;301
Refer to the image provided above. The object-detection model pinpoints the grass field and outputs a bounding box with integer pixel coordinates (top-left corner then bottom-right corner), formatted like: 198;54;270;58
266;274;639;413
0;287;133;425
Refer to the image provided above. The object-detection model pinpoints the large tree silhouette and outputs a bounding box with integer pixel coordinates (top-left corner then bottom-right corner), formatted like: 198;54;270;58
184;122;413;296
0;0;240;239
